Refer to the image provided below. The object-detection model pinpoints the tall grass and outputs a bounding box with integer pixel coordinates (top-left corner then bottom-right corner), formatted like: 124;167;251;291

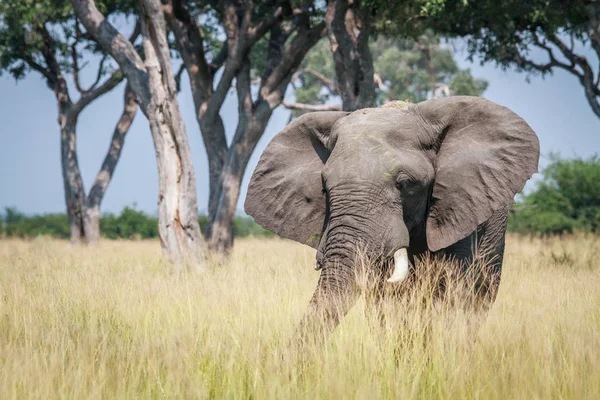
0;235;598;399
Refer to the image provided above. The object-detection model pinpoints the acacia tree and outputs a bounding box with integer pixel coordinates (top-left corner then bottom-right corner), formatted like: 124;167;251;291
286;34;488;112
0;0;139;243
163;0;326;253
71;0;204;261
415;0;600;120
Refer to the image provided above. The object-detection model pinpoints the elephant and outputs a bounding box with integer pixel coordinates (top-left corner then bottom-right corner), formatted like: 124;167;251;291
245;96;540;344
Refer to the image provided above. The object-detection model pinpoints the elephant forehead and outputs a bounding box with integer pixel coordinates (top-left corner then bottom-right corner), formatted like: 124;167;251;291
334;108;431;148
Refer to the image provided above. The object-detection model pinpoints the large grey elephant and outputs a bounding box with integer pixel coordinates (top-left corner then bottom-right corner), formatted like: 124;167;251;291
245;96;540;342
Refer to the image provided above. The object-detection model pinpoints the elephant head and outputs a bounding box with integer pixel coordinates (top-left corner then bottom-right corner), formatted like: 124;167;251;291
245;96;539;338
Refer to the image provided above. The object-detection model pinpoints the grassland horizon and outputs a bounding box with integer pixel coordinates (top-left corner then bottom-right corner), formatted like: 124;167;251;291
0;235;598;399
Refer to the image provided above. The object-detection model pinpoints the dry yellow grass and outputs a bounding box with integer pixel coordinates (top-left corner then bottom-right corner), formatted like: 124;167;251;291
0;235;598;399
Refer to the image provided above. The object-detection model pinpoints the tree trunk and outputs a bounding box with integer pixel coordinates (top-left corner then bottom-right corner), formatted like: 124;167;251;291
206;150;247;254
58;91;87;244
83;204;101;242
71;0;204;261
141;0;204;262
197;109;228;241
207;115;269;253
326;0;376;111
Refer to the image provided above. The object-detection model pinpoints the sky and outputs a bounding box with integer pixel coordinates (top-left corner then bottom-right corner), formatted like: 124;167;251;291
0;47;599;216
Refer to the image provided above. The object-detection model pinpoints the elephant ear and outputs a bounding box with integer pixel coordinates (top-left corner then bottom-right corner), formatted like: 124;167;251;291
245;111;349;248
419;97;540;252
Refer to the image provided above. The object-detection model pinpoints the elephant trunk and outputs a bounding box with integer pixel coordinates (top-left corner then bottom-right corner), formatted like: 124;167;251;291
295;256;360;349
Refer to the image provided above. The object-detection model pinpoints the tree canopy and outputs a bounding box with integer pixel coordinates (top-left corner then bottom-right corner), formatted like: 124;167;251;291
287;32;488;113
412;0;600;119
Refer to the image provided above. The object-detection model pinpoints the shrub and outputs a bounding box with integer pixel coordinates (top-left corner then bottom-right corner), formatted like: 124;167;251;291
510;154;600;235
0;207;273;239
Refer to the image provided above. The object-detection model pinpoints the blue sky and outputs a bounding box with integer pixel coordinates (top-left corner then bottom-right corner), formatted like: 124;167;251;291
0;50;598;215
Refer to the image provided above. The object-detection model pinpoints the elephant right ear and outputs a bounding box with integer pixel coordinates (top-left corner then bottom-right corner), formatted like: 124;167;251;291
245;111;349;248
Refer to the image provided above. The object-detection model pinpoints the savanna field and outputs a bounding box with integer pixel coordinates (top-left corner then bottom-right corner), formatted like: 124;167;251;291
0;235;598;399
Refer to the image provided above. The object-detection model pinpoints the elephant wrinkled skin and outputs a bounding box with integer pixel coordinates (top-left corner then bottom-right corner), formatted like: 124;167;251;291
245;96;540;345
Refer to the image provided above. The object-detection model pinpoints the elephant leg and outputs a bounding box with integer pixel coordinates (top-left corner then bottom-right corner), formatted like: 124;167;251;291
441;205;509;311
292;264;360;353
472;205;509;309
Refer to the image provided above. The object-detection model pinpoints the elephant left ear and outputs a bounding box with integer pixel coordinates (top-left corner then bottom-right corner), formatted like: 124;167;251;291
420;97;540;251
245;111;349;248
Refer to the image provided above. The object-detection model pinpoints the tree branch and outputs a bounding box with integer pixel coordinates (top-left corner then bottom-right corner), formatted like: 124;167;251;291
38;23;63;81
282;100;342;111
164;0;212;91
70;0;149;107
204;2;243;123
22;54;56;84
71;21;87;94
247;5;287;45
73;69;124;114
209;41;228;75
87;55;108;91
293;67;340;95
174;63;186;92
87;83;138;208
259;20;327;106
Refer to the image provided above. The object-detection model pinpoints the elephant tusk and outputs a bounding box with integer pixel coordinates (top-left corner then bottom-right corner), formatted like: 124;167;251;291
387;248;409;283
314;261;322;271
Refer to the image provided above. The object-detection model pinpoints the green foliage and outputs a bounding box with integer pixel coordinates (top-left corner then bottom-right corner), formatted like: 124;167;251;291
287;38;338;116
411;0;590;76
292;32;488;110
0;207;273;240
0;207;70;239
448;69;488;97
372;34;488;103
233;215;275;237
101;207;159;240
0;0;134;81
510;155;600;235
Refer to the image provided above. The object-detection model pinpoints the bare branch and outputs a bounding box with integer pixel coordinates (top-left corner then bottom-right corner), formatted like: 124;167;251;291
22;54;55;84
512;31;582;77
71;0;149;106
293;67;340;95
540;32;600;118
38;23;63;80
247;5;286;45
164;0;212;90
71;21;86;94
73;69;123;113
282;100;342;111
88;55;108;91
205;4;244;122
128;18;141;43
259;20;327;103
209;41;228;75
71;17;138;95
175;63;186;92
87;83;138;208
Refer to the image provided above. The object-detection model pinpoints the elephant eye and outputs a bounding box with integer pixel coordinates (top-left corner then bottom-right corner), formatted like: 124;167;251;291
395;174;418;191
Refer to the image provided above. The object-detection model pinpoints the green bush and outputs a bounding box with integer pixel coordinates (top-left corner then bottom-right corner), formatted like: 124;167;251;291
0;207;273;240
101;207;159;239
1;207;70;239
509;154;600;235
